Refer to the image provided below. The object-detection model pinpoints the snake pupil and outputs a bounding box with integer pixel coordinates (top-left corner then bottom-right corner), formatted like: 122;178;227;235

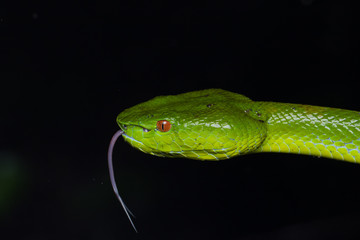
156;120;171;132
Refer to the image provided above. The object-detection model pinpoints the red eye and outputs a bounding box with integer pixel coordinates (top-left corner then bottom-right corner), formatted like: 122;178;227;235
156;120;171;132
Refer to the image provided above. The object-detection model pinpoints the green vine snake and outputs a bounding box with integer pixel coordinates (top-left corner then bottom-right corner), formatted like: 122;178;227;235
107;88;360;232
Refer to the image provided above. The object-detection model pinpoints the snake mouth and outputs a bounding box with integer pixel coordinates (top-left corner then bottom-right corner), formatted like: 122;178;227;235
119;124;165;157
120;123;151;133
118;123;152;150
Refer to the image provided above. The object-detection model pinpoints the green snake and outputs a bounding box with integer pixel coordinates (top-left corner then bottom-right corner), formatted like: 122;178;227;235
108;88;360;231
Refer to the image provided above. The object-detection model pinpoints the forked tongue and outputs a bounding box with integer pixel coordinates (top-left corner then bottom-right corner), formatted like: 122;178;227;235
108;129;138;232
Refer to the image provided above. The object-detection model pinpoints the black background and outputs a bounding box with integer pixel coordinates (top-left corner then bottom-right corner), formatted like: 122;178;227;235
1;1;360;239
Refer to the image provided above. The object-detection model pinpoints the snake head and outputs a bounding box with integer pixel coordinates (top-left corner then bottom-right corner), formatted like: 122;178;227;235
117;89;267;160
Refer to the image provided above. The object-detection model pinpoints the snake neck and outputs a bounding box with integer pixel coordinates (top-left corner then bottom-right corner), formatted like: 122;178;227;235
250;101;360;163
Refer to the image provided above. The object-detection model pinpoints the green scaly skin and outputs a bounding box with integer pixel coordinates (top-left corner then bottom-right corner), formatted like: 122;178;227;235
117;89;360;163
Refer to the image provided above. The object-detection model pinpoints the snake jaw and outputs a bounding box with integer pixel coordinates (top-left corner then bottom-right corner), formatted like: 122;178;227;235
117;123;158;155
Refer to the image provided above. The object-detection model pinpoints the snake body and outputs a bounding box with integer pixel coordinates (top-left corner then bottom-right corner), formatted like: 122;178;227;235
117;89;360;163
110;89;360;231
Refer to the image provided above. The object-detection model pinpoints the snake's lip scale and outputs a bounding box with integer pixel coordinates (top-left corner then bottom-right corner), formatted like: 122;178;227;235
122;133;144;146
119;123;151;146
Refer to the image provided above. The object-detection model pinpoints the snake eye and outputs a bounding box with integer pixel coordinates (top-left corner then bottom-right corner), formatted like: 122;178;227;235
156;120;171;132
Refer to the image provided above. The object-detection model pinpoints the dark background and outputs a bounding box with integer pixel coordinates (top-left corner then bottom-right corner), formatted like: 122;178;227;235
1;1;360;239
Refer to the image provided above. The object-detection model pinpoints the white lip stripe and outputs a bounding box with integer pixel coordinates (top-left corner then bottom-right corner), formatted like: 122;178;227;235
123;133;145;146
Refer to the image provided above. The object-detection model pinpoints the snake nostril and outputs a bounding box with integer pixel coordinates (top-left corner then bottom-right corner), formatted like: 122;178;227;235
123;124;127;130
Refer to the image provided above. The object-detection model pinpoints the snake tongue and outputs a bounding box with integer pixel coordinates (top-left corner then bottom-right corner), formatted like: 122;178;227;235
108;129;138;232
